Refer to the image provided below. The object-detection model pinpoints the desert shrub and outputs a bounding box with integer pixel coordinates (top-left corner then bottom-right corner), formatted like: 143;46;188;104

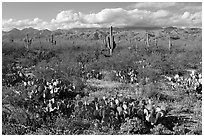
2;123;28;135
119;118;150;134
70;76;86;91
2;42;26;56
150;124;173;135
103;71;117;81
8;107;30;125
54;117;91;135
29;127;55;135
2;87;27;107
140;83;158;98
18;58;35;68
172;124;189;135
54;116;71;134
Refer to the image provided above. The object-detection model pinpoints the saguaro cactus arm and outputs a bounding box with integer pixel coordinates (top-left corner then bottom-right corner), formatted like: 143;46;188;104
112;36;116;50
110;26;113;49
105;35;111;49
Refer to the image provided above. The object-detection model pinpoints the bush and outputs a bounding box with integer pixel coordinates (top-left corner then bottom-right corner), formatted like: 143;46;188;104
151;124;173;135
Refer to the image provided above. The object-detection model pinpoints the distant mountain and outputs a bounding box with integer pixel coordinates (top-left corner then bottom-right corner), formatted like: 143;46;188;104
39;29;52;37
9;28;21;33
53;29;66;36
118;26;162;31
2;26;201;41
4;28;23;40
163;26;178;32
21;27;40;37
70;26;162;31
2;27;51;40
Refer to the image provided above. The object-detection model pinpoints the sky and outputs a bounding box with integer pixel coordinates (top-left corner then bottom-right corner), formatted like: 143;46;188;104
2;2;202;31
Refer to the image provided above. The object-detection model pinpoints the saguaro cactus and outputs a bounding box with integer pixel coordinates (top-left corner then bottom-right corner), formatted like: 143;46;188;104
169;35;180;53
146;31;150;47
50;34;56;45
146;31;156;47
104;26;116;56
24;34;32;50
168;36;172;52
155;38;158;47
51;34;54;45
39;32;42;44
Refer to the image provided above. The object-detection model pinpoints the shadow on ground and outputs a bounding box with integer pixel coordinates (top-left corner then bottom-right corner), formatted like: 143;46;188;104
159;115;197;131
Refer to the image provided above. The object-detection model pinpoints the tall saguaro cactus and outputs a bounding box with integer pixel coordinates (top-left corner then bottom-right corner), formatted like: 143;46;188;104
155;38;158;47
51;34;54;45
104;26;116;56
168;36;172;52
165;29;180;53
169;35;180;53
146;31;150;47
24;34;32;50
50;34;56;45
145;31;156;47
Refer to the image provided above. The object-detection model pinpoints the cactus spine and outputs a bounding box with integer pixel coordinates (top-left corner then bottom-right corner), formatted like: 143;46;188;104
104;26;116;56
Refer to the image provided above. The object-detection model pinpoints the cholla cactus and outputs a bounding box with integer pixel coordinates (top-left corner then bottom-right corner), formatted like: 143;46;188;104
104;26;116;56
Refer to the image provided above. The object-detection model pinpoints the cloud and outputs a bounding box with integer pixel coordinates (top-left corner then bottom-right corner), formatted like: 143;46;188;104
132;2;176;9
2;18;49;31
2;3;202;31
51;10;83;23
50;8;172;29
152;10;170;18
182;12;190;19
168;11;202;27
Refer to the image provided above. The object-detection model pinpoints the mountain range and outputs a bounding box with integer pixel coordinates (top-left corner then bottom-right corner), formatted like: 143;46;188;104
2;26;201;41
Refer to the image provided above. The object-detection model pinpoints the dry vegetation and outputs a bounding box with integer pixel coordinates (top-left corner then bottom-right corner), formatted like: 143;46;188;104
2;27;202;135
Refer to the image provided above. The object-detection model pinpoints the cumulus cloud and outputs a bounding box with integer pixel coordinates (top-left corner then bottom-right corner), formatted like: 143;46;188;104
182;12;190;19
51;10;83;23
49;8;172;29
2;18;49;31
2;2;202;31
132;2;176;9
